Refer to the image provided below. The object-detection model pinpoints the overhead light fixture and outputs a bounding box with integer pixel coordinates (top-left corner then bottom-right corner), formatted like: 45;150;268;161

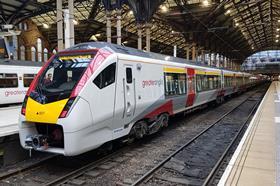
129;10;133;15
90;35;98;41
276;35;279;38
95;33;101;37
251;46;254;50
42;23;49;29
235;23;239;26
226;9;231;14
122;41;128;44
160;5;168;12
278;20;280;23
202;0;210;7
277;28;280;31
276;39;279;43
73;20;78;25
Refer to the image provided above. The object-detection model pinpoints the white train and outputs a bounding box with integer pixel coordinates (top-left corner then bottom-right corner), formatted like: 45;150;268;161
18;42;261;156
0;60;41;105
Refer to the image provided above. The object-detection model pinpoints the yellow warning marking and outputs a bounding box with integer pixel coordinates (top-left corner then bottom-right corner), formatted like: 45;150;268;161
25;98;68;124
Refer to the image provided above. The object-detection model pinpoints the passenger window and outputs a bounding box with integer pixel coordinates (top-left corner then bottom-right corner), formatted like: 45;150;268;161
164;73;186;96
23;74;36;87
93;63;116;89
0;73;18;88
126;68;132;83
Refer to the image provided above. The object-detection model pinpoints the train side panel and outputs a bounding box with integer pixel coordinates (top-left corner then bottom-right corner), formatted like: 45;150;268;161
112;55;165;140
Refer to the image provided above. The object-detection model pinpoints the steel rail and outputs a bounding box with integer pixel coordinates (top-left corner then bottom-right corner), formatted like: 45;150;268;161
44;147;128;186
0;154;58;180
131;91;260;186
202;94;263;185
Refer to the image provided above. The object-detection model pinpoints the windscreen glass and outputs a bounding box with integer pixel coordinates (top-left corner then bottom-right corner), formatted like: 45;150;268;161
30;53;95;104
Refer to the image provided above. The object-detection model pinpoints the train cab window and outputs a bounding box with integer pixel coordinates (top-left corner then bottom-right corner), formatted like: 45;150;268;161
23;74;36;87
126;68;132;84
164;73;186;96
93;63;116;89
0;73;18;88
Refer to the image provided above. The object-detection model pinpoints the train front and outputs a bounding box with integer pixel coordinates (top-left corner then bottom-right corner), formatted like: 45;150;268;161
18;47;112;156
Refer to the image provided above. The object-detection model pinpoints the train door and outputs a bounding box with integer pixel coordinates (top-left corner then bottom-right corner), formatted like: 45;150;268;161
122;64;136;124
186;68;195;107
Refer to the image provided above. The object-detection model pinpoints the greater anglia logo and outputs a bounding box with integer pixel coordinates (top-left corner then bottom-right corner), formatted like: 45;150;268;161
5;90;27;97
142;79;163;88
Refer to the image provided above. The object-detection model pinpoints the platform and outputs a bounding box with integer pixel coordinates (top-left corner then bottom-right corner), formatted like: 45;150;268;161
218;81;280;186
0;106;20;138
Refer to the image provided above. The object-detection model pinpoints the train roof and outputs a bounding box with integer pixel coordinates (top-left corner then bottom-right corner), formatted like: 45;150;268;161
66;42;243;73
0;59;42;67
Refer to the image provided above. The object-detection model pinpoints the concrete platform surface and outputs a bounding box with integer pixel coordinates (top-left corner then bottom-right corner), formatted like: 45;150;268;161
0;106;20;137
218;81;280;186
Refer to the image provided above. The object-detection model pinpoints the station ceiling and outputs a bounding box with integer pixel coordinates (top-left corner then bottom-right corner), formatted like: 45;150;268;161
0;0;279;62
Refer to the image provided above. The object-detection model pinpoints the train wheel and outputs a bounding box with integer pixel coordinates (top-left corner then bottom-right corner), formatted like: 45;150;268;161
128;121;148;143
215;97;221;105
159;113;169;127
221;96;225;103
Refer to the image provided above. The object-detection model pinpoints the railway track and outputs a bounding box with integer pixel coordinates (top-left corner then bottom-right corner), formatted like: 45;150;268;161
131;89;266;186
0;144;131;185
41;88;266;186
0;86;267;186
0;154;58;180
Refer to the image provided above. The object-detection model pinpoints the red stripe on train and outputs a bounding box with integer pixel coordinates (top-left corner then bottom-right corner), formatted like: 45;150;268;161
145;100;173;119
186;68;195;107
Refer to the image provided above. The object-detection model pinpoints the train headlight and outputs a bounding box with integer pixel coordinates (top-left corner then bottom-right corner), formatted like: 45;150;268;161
59;97;76;118
21;96;28;115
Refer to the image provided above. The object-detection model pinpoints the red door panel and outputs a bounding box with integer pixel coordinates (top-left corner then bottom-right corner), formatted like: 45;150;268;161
186;68;195;107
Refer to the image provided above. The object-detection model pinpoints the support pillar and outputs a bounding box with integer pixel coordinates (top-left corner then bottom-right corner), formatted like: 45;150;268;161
57;0;64;51
146;24;151;52
137;24;142;50
195;48;199;62
201;50;205;64
217;54;221;68
173;45;177;57
12;35;18;60
209;53;212;66
192;43;196;61
68;0;75;47
116;9;122;45
64;9;71;48
186;47;190;60
106;11;111;43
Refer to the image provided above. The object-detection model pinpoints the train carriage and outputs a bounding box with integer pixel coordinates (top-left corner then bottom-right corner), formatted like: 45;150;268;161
0;60;41;105
18;42;260;156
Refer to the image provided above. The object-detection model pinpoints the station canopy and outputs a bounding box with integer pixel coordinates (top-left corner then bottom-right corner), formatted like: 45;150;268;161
0;0;279;62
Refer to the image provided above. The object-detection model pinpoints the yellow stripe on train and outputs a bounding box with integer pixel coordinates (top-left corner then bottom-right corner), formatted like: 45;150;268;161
195;70;221;76
164;67;186;73
25;98;68;124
